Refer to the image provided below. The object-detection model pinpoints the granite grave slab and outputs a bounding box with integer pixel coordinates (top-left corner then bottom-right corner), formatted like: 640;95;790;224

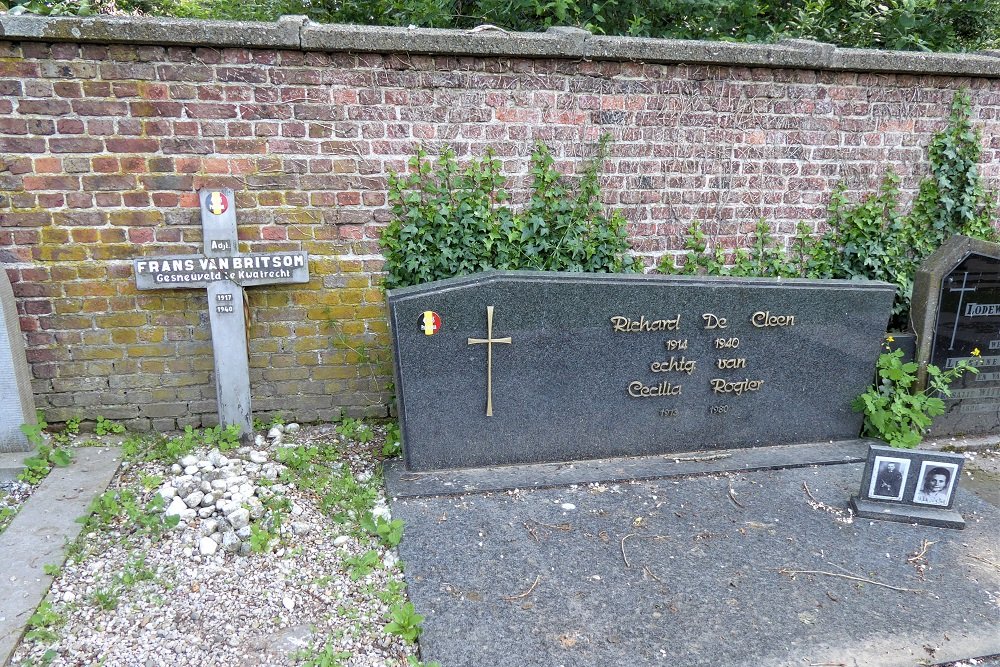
387;271;895;471
0;266;36;453
912;235;1000;437
133;189;309;440
393;462;1000;667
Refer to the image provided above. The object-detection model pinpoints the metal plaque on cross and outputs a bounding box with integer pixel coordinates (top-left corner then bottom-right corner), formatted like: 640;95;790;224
133;188;309;440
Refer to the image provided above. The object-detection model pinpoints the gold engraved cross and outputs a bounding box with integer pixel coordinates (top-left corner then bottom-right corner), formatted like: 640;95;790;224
467;305;512;417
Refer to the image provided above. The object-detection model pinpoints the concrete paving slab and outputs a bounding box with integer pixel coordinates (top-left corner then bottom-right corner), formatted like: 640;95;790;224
0;450;31;483
0;447;121;666
392;462;1000;667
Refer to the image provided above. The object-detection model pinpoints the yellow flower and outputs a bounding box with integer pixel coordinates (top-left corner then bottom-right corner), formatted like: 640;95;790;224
972;348;981;357
886;336;895;343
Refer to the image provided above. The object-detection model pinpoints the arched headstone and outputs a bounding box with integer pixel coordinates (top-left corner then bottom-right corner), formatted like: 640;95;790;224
912;235;1000;437
0;266;37;452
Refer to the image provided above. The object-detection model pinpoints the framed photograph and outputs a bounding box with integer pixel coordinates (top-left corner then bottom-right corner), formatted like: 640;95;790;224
912;461;959;507
867;456;910;501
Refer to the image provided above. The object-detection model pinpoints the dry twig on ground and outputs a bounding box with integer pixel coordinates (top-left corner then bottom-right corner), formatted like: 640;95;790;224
502;575;541;601
777;568;926;594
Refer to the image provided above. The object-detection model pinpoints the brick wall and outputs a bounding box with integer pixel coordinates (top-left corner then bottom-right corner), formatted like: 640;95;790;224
2;18;1000;431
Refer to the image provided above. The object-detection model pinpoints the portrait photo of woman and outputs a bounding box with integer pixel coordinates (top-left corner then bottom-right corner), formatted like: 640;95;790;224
912;462;959;507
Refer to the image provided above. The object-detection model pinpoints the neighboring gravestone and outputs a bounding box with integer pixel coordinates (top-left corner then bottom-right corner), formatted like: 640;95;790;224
912;235;1000;437
133;189;309;440
387;271;895;471
0;266;36;452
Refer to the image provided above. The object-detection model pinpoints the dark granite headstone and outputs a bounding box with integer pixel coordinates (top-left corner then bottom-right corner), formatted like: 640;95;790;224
912;235;1000;437
387;271;895;471
0;266;36;453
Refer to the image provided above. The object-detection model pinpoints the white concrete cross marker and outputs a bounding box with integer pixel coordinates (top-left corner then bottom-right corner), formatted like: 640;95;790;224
133;189;309;440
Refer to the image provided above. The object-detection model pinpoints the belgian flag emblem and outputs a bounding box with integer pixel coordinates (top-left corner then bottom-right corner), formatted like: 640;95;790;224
419;311;442;336
207;191;229;216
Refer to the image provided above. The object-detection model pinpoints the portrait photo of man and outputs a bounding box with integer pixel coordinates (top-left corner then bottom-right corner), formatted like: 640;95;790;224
868;456;909;501
913;462;959;507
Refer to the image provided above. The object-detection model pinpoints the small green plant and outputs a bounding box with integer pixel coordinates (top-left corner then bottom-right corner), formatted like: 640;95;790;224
94;416;126;437
23;601;64;644
853;348;980;448
77;489;179;539
249;495;292;553
294;641;351;667
336;418;373;444
92;554;158;610
361;514;404;547
42;563;62;577
201;423;242;451
19;418;72;485
344;549;381;581
0;505;15;532
382;422;402;458
138;473;163;491
385;601;424;643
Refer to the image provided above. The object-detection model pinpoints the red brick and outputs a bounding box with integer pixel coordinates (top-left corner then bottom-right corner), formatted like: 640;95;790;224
106;137;161;153
49;137;104;153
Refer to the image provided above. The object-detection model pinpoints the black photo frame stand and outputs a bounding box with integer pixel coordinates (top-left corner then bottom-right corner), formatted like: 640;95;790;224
850;444;967;529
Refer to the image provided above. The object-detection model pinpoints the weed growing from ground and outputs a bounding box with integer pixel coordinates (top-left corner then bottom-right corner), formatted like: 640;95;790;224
385;602;424;643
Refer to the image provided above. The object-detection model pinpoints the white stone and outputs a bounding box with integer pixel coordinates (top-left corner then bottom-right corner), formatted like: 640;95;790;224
236;526;252;539
179;455;199;468
371;504;391;521
201;494;215;507
157;485;177;500
199;480;213;493
290;522;310;535
254;434;266;447
561;503;576;510
247;498;265;520
184;491;205;509
165;497;189;518
333;536;350;547
267;426;283;440
221;531;241;553
201;519;219;536
227;508;251;531
211;479;228;491
383;552;399;570
291;503;303;517
197;507;215;519
184;465;198;475
170;464;183;475
281;595;294;611
198;537;218;556
285;423;300;433
62;591;76;603
249;450;268;464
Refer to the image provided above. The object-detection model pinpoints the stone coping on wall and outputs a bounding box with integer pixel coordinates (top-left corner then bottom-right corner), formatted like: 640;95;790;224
2;13;1000;77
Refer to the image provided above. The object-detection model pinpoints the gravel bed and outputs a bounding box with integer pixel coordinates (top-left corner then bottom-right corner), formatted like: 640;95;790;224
0;479;34;534
10;423;422;667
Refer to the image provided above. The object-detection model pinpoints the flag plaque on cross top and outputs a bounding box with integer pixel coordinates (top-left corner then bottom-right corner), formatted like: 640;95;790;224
133;188;309;440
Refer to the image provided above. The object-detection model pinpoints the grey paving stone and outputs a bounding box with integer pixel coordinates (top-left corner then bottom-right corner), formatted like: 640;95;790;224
0;447;121;666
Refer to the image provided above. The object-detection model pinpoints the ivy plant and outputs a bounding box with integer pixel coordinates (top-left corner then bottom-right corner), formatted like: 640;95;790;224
382;136;640;290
